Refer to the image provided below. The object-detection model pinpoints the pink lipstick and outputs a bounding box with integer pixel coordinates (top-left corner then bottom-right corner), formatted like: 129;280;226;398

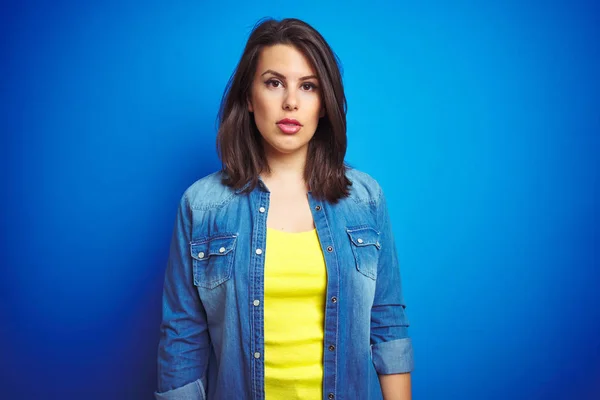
276;118;302;135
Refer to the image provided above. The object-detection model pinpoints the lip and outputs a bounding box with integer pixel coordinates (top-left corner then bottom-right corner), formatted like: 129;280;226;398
277;123;302;135
276;118;302;135
277;118;302;126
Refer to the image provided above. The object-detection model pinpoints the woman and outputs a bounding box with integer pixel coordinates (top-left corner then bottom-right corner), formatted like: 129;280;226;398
156;18;414;400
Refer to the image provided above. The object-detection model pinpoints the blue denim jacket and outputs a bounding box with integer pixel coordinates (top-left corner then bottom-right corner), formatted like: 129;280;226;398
156;168;414;400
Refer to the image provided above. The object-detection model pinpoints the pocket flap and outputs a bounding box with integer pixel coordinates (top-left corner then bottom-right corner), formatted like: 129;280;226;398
190;235;237;261
346;226;381;249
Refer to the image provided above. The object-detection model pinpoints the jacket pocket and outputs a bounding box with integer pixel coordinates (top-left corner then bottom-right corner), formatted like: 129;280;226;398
190;234;237;289
346;226;381;280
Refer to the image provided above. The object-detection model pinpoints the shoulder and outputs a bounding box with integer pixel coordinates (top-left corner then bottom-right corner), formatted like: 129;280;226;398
345;167;383;205
182;170;236;211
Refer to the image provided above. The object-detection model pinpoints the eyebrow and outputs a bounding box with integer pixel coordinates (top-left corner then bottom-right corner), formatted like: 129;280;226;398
260;69;318;81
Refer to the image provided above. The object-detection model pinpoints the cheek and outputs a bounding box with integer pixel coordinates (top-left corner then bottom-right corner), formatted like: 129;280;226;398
252;93;277;118
251;96;276;135
303;96;323;122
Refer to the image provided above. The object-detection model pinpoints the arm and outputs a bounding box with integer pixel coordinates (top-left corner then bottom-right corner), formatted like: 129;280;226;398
378;373;412;400
155;192;210;400
371;187;414;400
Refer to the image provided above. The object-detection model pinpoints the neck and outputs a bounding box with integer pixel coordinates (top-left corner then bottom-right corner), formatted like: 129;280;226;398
262;145;308;183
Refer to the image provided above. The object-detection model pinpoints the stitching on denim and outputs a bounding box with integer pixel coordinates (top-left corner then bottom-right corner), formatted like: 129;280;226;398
190;190;236;211
319;202;338;399
190;234;238;289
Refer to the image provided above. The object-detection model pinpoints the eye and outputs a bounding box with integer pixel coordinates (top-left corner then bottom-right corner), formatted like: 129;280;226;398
265;79;282;88
302;82;318;91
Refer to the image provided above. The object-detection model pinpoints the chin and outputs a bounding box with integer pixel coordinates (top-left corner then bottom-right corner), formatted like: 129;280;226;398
272;145;306;155
267;136;310;154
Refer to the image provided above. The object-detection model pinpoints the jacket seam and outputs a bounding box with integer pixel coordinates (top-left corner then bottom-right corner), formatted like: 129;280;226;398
190;191;236;211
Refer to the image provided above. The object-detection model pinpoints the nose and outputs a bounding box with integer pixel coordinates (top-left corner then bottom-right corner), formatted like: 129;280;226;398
283;90;298;111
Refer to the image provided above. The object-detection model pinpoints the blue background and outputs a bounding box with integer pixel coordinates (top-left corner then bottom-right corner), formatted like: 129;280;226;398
2;1;599;399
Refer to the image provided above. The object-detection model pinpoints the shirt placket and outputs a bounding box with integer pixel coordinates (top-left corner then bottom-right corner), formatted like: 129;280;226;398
250;189;269;400
309;194;339;400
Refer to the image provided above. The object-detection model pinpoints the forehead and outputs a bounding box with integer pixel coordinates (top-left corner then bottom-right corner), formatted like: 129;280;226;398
255;44;316;77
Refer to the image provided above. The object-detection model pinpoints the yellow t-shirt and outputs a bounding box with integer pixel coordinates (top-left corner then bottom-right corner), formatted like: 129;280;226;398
264;227;327;399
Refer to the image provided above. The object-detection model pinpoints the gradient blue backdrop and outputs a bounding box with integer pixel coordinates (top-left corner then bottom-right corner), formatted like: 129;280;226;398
2;1;599;399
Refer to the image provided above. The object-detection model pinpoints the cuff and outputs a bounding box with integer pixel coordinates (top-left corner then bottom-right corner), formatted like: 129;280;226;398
155;378;205;400
371;337;414;374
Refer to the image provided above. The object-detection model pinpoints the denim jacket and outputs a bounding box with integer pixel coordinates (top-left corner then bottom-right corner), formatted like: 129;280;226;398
155;168;414;400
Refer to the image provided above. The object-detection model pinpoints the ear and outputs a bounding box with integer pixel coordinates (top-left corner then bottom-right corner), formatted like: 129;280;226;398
247;97;254;113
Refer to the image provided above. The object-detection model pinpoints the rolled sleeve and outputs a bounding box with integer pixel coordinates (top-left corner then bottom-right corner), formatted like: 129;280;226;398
155;378;206;400
370;186;415;374
371;338;414;374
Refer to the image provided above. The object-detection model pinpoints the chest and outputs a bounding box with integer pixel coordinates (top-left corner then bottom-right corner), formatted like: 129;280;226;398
265;186;315;233
189;196;383;296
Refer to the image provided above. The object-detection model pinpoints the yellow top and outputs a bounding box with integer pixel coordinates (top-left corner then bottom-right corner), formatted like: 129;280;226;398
264;227;327;400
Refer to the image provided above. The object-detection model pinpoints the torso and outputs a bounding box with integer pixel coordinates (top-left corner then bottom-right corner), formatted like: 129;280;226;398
168;169;402;399
261;174;324;398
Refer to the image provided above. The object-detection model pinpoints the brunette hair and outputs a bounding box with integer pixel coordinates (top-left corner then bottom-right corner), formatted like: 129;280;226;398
216;17;351;203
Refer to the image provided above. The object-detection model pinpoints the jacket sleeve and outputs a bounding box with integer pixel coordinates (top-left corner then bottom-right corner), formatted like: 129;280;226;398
370;187;415;375
155;192;210;400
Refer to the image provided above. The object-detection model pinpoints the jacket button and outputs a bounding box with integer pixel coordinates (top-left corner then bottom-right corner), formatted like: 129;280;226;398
328;393;334;399
328;345;335;351
326;246;333;252
259;207;266;213
315;205;321;211
254;352;261;359
331;296;337;303
198;252;205;259
255;248;263;255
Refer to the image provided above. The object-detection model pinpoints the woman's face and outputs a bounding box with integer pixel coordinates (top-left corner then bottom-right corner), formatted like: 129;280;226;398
248;44;325;160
